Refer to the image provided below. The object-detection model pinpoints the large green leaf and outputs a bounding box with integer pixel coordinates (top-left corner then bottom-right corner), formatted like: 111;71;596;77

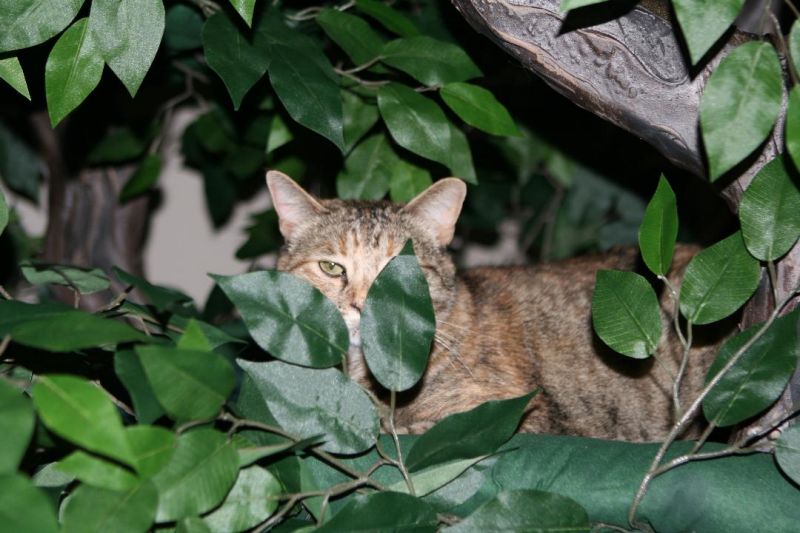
45;18;103;127
361;241;435;391
87;128;148;164
0;0;85;52
136;345;236;422
316;9;385;66
700;42;782;181
20;261;110;294
0;474;58;533
0;300;148;351
316;492;438;532
32;375;136;466
775;424;800;486
672;0;745;64
679;231;760;324
126;425;176;478
342;91;380;153
0;122;41;202
202;465;280;532
203;11;269;109
703;309;800;427
0;379;35;474
382;37;481;87
114;349;165;424
213;271;348;368
56;451;139;491
113;267;194;314
238;359;379;454
405;393;534;472
786;87;800;178
444;489;590;532
61;481;158;533
591;270;661;358
378;83;451;168
389;158;433;203
0;187;7;237
337;133;394;200
389;456;489;497
739;156;800;261
0;56;30;100
228;0;256;26
354;0;419;36
120;154;162;201
152;429;239;522
165;4;204;53
441;82;518;136
791;20;800;76
638;175;678;276
447;120;477;183
88;0;165;96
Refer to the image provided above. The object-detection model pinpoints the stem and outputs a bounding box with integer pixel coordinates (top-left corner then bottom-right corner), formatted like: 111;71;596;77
389;390;415;496
784;0;800;19
0;285;12;300
671;321;692;418
627;284;800;528
689;421;717;454
338;56;384;75
0;335;10;359
769;13;800;86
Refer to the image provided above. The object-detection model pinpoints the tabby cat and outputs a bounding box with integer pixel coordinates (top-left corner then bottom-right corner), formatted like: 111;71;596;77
267;170;719;441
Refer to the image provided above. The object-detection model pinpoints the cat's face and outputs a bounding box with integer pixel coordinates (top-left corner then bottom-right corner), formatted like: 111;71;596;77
267;171;466;380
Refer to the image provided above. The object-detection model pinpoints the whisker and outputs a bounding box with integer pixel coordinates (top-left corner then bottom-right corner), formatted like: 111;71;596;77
433;334;475;379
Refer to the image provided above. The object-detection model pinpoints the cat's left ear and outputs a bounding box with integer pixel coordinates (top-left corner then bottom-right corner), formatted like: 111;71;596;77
403;178;467;246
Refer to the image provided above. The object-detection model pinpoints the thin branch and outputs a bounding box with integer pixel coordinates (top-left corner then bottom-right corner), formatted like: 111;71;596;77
784;0;800;19
389;390;415;496
671;321;692;418
769;12;800;86
0;335;11;359
0;285;13;300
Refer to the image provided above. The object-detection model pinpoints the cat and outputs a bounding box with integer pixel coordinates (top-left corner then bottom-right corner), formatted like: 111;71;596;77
266;170;720;441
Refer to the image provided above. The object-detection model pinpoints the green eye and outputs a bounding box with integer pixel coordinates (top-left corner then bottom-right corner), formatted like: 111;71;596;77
319;260;345;277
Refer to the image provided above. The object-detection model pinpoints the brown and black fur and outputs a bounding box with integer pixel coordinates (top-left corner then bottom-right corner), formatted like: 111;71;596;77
266;171;720;442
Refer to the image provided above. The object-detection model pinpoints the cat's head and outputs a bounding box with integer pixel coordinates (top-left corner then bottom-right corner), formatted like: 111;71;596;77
267;170;466;379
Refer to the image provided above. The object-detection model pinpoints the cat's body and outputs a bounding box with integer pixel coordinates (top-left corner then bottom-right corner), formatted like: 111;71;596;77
267;171;718;442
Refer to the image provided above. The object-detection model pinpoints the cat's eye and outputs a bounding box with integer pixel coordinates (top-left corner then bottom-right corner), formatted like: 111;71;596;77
319;260;345;277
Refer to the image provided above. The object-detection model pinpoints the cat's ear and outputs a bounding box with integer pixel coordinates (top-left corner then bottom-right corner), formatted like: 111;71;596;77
266;170;326;240
403;178;467;246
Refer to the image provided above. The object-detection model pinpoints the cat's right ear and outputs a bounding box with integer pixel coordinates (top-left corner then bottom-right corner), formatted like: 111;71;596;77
403;177;467;246
266;170;326;240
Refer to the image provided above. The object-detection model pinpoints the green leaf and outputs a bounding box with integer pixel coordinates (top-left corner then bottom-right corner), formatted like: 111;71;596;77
213;271;348;368
136;345;236;422
700;42;782;181
361;241;435;391
113;267;194;313
269;52;345;152
775;424;800;485
382;37;481;87
165;4;204;53
343;91;380;153
443;489;590;532
786;87;800;176
88;0;165;96
114;349;165;424
202;466;281;532
406;393;535;472
447;121;477;183
0;121;41;202
0;379;35;474
56;451;138;491
337;133;394;200
355;0;420;37
560;0;610;11
87;128;148;164
378;83;451;168
120;154;161;201
229;0;257;26
0;474;58;533
591;270;662;358
0;187;7;238
638;176;678;276
440;82;518;136
203;11;269;109
266;114;293;154
791;21;800;77
152;428;239;522
703;309;800;427
317;9;385;66
0;0;85;52
672;0;745;65
45;18;103;127
679;231;761;324
236;438;310;468
32;375;136;466
389;159;432;203
0;56;30;100
178;517;213;533
739;156;800;261
61;481;158;533
316;492;438;532
389;456;489;497
238;359;380;454
126;425;176;478
0;300;148;351
20;261;110;294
